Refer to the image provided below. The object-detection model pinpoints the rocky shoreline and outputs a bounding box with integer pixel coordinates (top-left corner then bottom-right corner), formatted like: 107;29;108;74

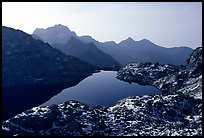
2;47;202;136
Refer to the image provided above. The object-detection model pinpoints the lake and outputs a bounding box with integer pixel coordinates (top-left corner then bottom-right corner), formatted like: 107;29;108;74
42;71;162;107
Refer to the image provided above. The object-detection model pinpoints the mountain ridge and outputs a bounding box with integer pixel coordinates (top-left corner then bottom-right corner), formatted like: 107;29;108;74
2;47;202;136
32;24;193;66
32;24;77;45
2;26;96;120
52;36;121;69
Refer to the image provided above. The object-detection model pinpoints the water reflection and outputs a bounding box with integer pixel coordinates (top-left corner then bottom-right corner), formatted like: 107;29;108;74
42;71;161;107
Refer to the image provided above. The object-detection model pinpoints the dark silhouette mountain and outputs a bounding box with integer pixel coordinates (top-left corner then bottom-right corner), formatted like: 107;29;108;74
118;38;193;65
32;34;44;41
52;37;121;69
2;26;96;120
79;36;134;65
2;26;96;87
33;24;193;66
80;36;193;66
33;25;121;70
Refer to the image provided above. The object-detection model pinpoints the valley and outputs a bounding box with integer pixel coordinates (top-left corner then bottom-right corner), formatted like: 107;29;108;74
2;25;202;136
2;46;202;135
2;2;202;136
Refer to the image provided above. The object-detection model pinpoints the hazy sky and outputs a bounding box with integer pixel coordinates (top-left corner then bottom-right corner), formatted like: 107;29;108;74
2;2;202;49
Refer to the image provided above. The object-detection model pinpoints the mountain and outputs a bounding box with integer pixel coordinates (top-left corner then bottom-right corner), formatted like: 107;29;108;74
2;47;202;136
118;37;138;47
79;36;135;65
33;24;193;66
32;24;77;45
52;36;121;69
118;38;193;65
33;25;121;70
79;36;193;66
79;35;99;44
2;26;96;120
2;26;96;87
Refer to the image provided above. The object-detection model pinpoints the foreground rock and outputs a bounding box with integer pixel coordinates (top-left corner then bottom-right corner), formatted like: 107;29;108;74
2;93;202;136
2;47;202;136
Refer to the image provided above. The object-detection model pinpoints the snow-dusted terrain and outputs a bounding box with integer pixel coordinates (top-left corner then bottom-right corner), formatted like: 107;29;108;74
117;47;202;99
2;47;202;136
2;93;202;136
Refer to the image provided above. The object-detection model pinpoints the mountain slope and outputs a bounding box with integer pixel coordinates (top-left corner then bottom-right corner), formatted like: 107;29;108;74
80;35;193;66
79;36;136;65
2;26;96;87
33;25;121;70
2;26;96;120
53;37;121;69
33;24;193;66
2;47;202;136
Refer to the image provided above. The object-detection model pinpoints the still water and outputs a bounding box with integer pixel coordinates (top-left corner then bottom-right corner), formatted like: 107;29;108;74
42;71;161;107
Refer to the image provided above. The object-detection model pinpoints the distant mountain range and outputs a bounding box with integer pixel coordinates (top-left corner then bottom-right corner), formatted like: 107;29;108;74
2;47;202;136
33;24;121;70
33;24;194;66
52;36;121;69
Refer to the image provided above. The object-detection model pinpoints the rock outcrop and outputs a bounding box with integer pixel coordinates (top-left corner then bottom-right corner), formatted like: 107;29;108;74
117;47;202;99
2;47;202;136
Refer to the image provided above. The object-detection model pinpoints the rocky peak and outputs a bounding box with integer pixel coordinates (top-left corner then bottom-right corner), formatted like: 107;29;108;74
32;24;77;45
126;37;135;42
53;24;69;29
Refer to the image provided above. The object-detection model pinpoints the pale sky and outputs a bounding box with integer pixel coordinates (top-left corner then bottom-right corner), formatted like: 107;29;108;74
2;2;202;49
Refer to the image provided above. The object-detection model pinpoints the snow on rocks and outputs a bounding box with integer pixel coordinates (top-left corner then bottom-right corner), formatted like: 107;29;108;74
117;47;202;99
2;92;202;136
2;48;202;136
